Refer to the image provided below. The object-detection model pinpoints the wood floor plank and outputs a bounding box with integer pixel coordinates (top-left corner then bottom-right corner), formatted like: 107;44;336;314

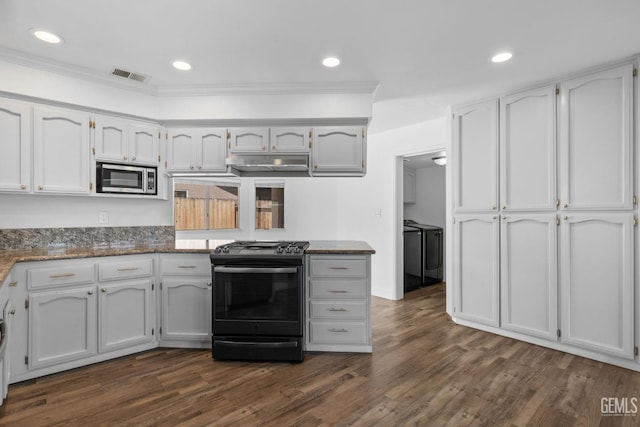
2;283;640;426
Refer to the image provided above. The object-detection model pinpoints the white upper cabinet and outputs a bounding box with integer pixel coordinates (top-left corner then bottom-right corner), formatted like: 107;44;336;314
33;106;90;194
166;130;194;171
94;116;127;163
500;214;557;340
196;128;227;171
453;100;498;212
270;127;311;153
94;117;159;165
559;64;633;210
228;127;269;153
0;98;31;192
500;86;557;211
311;126;365;175
453;215;499;326
560;214;634;359
166;128;227;172
129;123;159;165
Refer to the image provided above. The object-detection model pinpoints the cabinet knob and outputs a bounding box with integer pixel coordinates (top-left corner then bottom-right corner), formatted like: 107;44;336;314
491;206;496;210
88;290;93;295
101;288;107;293
190;165;194;170
262;146;266;150
207;283;212;287
132;156;136;161
564;204;568;208
38;185;43;190
123;156;128;160
198;165;202;170
272;145;276;150
502;206;506;210
20;184;26;190
10;308;15;315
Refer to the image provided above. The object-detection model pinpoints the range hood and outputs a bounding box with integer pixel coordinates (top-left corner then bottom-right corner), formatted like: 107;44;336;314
225;154;310;177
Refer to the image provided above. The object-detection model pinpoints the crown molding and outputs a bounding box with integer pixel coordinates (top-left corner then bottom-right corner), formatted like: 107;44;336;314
0;47;379;98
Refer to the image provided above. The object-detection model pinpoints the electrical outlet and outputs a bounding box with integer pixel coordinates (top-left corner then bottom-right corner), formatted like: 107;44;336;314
98;211;109;224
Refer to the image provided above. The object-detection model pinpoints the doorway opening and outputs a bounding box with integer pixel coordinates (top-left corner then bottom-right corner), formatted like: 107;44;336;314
397;149;447;298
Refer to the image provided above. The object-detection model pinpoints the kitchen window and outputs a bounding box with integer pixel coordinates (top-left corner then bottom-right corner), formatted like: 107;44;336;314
174;179;239;230
255;182;285;230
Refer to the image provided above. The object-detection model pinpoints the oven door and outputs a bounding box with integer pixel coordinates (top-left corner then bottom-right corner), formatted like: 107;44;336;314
212;265;303;337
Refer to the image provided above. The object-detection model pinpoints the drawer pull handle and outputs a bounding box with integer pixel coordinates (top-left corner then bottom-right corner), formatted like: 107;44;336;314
178;265;197;269
329;266;349;270
117;267;140;271
329;328;348;333
328;290;348;294
49;273;76;278
328;308;348;312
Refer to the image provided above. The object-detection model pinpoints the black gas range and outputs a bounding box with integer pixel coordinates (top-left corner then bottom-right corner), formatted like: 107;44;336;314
210;241;309;362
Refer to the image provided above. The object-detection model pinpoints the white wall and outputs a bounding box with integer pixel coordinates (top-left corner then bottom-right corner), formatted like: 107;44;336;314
334;117;450;300
0;193;172;228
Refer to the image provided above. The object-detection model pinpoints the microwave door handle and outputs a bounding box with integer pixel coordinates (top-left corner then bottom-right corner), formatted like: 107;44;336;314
214;266;298;274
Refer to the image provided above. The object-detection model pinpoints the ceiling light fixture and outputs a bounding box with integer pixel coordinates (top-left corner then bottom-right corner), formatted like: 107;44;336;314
172;60;192;71
432;156;446;166
491;52;513;63
322;57;341;67
33;30;63;44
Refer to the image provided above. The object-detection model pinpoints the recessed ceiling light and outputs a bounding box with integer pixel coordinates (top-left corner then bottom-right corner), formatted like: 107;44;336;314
33;30;63;44
322;57;341;68
491;52;513;63
172;60;192;71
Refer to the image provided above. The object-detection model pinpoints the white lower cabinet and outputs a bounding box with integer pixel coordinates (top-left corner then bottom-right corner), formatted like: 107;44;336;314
560;214;634;359
28;286;97;370
305;254;372;352
160;278;211;342
453;215;499;326
98;279;154;353
159;254;212;346
500;214;557;340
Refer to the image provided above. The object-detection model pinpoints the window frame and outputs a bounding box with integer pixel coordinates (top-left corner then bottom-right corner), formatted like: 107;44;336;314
254;180;286;231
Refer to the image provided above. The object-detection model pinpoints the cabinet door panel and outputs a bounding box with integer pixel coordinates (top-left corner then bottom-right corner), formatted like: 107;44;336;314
501;214;557;340
29;287;97;369
560;64;633;210
453;100;498;212
0;98;31;192
129;124;159;165
34;107;90;194
561;214;633;359
167;130;194;171
453;215;499;326
94;117;127;162
228;128;268;153
500;86;556;211
99;280;153;353
271;127;310;153
311;126;364;174
198;128;227;171
161;278;211;341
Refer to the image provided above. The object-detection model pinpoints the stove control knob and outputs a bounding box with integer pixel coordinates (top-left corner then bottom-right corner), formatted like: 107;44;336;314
223;247;230;253
293;247;301;254
214;247;221;254
276;247;284;254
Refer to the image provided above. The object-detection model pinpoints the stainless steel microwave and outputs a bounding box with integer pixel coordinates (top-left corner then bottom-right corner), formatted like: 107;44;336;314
96;162;157;195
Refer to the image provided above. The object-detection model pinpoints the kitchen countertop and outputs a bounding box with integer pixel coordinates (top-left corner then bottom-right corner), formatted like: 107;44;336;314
306;240;376;254
0;240;375;285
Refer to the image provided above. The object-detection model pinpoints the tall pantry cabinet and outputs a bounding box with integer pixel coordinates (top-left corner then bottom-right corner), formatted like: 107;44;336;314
452;61;636;365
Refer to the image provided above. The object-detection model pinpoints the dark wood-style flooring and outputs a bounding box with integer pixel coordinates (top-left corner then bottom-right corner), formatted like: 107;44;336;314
1;283;640;426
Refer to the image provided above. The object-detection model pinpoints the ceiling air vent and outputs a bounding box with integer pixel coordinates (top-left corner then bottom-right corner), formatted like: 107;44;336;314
111;68;148;83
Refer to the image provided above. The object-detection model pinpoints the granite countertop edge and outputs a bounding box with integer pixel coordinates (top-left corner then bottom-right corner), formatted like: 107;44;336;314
0;240;375;285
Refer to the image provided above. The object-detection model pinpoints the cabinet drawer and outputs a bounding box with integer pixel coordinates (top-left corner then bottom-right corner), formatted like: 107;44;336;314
309;257;366;278
309;321;367;345
161;257;210;276
28;264;95;290
99;258;153;281
309;279;367;299
309;301;366;320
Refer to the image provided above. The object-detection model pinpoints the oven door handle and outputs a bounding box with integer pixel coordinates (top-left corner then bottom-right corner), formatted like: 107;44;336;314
214;266;298;274
215;340;298;349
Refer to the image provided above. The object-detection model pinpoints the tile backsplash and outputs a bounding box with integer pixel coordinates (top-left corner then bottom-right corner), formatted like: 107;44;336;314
0;226;175;250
